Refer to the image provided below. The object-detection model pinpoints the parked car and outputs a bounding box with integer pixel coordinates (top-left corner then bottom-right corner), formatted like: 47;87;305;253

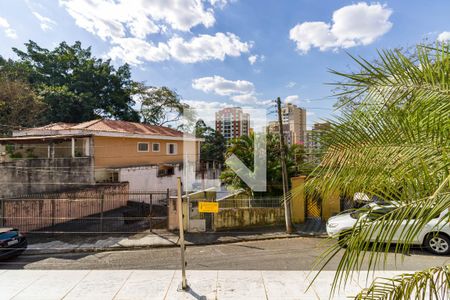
0;228;27;260
326;206;450;255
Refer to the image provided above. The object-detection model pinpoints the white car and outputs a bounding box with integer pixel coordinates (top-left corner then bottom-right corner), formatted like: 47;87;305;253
326;205;450;255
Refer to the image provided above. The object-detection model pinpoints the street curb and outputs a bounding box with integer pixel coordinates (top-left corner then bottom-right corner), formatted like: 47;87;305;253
23;232;328;256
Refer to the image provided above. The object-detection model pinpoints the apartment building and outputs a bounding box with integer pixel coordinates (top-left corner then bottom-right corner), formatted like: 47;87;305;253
215;107;250;141
305;122;331;163
268;103;307;145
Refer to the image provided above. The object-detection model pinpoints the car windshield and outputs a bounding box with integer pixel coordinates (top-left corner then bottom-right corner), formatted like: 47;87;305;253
350;206;396;220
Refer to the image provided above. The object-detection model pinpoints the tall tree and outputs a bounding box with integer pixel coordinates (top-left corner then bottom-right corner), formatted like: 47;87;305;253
306;44;450;298
4;41;140;123
195;120;226;164
0;76;45;135
221;132;305;196
137;85;189;127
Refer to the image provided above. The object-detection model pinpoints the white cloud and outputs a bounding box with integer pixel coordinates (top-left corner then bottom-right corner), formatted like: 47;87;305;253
168;33;251;63
248;54;264;65
32;12;57;31
231;94;259;104
284;95;299;103
60;0;216;39
192;75;272;106
0;16;17;39
289;2;392;54
307;111;315;116
192;76;254;96
60;0;250;64
108;38;170;65
183;99;229;110
286;81;297;88
438;31;450;42
107;33;249;65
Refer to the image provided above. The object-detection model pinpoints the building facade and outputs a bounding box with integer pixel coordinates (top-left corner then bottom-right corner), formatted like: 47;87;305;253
0;119;204;197
215;107;250;141
305;122;331;163
268;103;307;146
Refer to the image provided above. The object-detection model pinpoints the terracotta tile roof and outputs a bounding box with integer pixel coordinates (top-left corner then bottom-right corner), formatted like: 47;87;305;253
33;122;76;130
73;119;183;137
22;119;184;138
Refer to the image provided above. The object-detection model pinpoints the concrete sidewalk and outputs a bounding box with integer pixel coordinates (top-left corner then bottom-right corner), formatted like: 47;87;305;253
26;226;327;255
0;269;403;300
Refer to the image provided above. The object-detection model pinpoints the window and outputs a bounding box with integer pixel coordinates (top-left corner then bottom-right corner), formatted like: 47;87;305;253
152;143;160;152
137;142;149;152
167;143;177;155
158;166;175;177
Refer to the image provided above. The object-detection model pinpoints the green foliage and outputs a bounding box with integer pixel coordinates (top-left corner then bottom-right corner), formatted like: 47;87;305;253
1;40;140;123
305;44;450;298
195;120;226;164
221;132;306;195
0;75;46;135
356;266;450;300
138;85;188;128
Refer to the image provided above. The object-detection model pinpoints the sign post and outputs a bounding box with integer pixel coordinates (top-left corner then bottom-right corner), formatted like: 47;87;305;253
177;177;188;291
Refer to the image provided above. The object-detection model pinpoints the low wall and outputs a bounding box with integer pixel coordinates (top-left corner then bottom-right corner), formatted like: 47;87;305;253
1;183;129;232
213;207;285;231
0;158;94;199
118;165;181;191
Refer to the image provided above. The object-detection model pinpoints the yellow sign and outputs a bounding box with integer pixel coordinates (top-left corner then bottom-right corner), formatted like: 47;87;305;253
198;201;219;213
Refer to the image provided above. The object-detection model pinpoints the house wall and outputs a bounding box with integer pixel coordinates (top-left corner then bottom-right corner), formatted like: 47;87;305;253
118;165;181;193
0;158;95;198
92;136;200;183
93;136;194;168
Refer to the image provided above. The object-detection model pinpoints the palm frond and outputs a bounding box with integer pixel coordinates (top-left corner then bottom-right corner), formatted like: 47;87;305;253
355;265;450;300
303;44;450;298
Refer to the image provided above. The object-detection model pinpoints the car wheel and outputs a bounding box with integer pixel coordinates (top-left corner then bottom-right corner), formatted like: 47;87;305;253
425;233;450;255
338;233;349;248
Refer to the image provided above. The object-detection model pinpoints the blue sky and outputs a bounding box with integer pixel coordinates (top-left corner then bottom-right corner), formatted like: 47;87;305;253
0;0;449;128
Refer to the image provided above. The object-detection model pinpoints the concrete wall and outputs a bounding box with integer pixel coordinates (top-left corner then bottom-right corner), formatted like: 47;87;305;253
118;165;182;192
0;158;95;199
213;207;285;231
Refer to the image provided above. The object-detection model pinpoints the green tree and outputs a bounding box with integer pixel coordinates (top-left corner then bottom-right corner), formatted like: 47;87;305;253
195;120;226;164
0;76;45;135
137;85;189;127
3;40;140;123
306;45;450;299
221;132;306;195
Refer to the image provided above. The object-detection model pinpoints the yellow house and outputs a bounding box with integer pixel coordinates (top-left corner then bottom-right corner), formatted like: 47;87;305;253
0;119;202;184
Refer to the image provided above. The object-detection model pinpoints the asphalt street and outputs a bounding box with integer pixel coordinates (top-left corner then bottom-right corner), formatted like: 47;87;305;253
1;237;449;271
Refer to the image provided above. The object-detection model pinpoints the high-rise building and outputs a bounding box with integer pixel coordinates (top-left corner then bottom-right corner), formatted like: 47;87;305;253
305;122;331;163
267;103;307;146
215;107;250;141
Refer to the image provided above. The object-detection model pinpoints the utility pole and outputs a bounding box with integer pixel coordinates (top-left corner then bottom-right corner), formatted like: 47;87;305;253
176;177;189;291
277;97;293;234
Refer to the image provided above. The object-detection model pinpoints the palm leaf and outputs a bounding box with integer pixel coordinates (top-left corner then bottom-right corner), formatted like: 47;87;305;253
302;44;450;297
355;265;450;300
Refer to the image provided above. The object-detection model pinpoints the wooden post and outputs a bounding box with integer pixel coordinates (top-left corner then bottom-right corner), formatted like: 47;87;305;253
277;97;293;234
177;177;188;290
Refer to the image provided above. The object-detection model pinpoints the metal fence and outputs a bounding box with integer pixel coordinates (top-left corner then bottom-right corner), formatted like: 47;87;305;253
0;190;171;234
